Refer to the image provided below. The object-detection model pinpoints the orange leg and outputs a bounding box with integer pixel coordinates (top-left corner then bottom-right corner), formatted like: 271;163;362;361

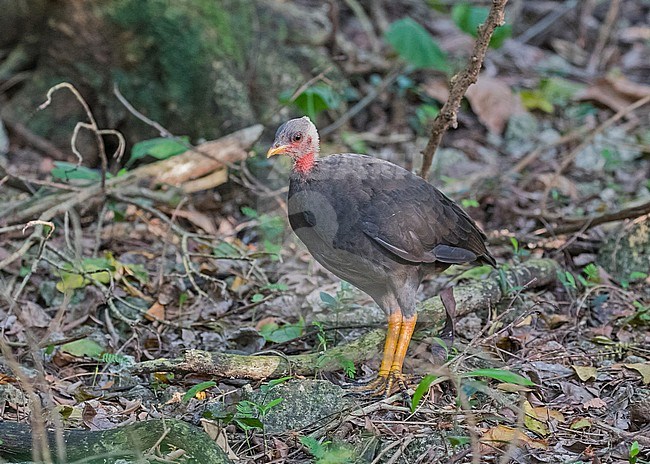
378;311;402;377
385;314;417;394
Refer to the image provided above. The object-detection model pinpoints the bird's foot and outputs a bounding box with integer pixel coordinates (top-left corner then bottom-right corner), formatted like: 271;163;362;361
351;372;411;402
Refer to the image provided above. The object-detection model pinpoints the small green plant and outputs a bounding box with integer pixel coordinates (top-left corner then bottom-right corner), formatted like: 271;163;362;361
624;301;650;326
299;436;357;464
629;440;640;464
312;321;329;351
558;269;578;294
577;263;600;287
315;352;356;379
621;271;648;289
319;282;357;312
520;77;584;113
413;103;440;133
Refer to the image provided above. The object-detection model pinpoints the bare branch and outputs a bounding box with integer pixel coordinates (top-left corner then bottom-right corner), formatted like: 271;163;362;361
419;0;509;179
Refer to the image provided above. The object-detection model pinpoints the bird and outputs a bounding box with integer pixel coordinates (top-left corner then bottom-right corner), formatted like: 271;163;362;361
267;116;496;395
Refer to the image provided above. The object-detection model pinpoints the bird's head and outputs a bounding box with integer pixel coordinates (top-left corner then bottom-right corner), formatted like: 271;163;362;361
267;116;320;162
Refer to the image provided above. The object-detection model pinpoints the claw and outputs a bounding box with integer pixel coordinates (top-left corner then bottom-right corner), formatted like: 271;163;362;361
352;372;411;400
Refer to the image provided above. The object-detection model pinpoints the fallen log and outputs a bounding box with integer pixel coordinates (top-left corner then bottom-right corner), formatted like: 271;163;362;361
132;259;558;380
0;418;232;463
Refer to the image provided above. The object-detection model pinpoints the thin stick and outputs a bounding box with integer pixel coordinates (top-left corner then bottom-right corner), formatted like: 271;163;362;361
533;201;650;237
420;0;509;178
586;0;621;74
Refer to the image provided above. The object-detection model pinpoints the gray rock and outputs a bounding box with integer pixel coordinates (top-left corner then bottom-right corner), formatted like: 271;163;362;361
504;113;540;158
245;379;353;434
597;216;650;283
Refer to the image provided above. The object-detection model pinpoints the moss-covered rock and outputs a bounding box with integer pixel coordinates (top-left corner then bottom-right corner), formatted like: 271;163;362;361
597;217;650;284
244;379;353;434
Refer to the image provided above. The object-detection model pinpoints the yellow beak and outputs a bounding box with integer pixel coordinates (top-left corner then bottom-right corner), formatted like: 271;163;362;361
266;145;289;158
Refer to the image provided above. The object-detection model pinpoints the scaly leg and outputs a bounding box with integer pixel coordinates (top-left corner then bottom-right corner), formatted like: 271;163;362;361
355;311;401;393
385;314;417;396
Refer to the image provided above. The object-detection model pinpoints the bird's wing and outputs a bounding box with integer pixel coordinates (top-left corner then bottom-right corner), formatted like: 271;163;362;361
355;159;493;266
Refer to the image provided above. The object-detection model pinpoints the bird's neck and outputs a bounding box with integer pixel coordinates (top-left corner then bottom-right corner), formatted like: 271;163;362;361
293;152;317;175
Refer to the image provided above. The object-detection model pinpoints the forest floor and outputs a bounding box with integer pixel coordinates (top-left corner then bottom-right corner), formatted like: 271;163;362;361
0;1;649;463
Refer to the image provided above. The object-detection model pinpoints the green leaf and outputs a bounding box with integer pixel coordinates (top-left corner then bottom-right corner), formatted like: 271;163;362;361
129;137;188;166
539;77;584;106
520;89;554;113
262;282;289;292
266;376;292;390
281;85;341;120
385;18;449;71
251;293;264;303
259;319;304;343
447;436;470;447
461;198;479;208
629;441;640;462
319;292;338;308
451;4;512;48
235;417;264;430
213;242;241;258
241;206;258;218
629;271;648;281
61;338;105;359
51;162;106;183
463;368;535;386
411;374;437;412
56;257;115;292
183;381;216;402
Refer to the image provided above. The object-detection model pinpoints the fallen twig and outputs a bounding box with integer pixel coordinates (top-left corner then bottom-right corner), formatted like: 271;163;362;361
420;0;509;178
533;201;650;237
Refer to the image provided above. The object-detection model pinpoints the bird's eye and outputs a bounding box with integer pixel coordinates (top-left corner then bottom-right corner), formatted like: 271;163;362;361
292;133;302;142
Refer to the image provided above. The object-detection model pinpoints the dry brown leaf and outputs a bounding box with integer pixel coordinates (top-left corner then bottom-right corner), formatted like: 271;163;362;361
583;397;607;410
536;173;578;199
138;125;263;187
577;74;650;114
0;373;17;384
465;76;524;134
201;419;239;461
480;425;547;452
167;208;217;235
230;276;246;291
572;365;598;382
524;401;565;436
422;78;450;102
145;301;166;322
496;383;532;393
623;363;650;384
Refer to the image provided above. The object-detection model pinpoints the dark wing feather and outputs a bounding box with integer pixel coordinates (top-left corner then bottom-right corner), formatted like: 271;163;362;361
330;155;496;267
